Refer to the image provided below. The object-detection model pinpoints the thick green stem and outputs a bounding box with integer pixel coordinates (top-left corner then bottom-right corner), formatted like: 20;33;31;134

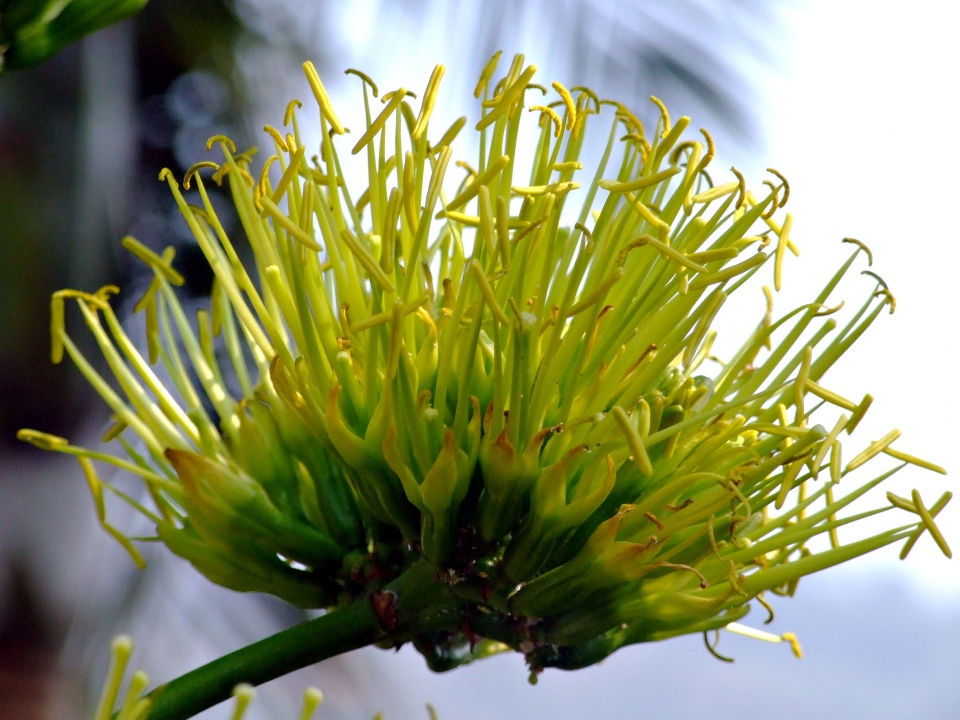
144;560;444;720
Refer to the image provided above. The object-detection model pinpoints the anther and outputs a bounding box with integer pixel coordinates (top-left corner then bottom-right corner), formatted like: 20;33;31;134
122;236;185;286
263;124;288;152
649;96;671;136
345;68;379;97
183;161;219;189
205;134;236;153
842;237;873;265
529;105;562;137
303;61;345;134
552;81;577;130
766;167;790;207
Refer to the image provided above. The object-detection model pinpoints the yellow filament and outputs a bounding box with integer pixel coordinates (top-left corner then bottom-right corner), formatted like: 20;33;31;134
845;429;901;472
476;64;538;131
691;181;739;204
774;212;793;291
882;447;946;474
611;406;653;475
565;269;624;317
810;414;847;479
230;684;255;720
433;116;467;150
624;192;671;241
599;166;682;194
512;181;579;196
688;252;767;292
303;61;345;134
444;154;510;212
529;105;562;137
911;489;952;558
122;236;185;286
350;295;429;333
900;492;952;560
50;294;65;363
299;688;324;720
339;229;396;293
805;380;857;411
352;87;408;155
259;197;322;251
552;81;577;129
94;636;135;720
413;64;446;140
270;147;305;203
636;235;708;273
470;260;510;325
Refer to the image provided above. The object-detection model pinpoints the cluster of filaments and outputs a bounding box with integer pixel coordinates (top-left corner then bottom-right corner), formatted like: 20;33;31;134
91;636;328;720
21;52;950;652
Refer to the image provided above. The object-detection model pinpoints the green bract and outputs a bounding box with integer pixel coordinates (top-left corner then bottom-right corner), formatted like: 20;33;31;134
20;53;951;718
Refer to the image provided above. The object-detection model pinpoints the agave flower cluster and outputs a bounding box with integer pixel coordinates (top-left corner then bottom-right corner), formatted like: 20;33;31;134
21;53;950;681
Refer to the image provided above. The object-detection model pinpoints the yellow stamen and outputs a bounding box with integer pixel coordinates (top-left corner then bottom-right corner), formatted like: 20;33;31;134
845;429;902;472
183;161;219;189
882;447;946;474
303;61;345;134
611;406;653;475
900;492;952;559
774;212;793;291
688;252;767;292
413;64;446;140
565;269;624;317
691;181;739;204
339;229;396;293
298;688;324;720
205;134;236;153
476;64;537;131
259;197;322;251
810;414;847;479
912;489;952;558
624;192;671;241
263;124;289;152
432;116;466;150
599;166;682;194
649;95;671;136
842;237;873;265
345;68;379;97
766;167;790;207
529;105;562;137
512;181;579;196
470;260;510;326
698;128;715;168
474;50;503;98
270;147;305;203
443;154;510;212
352;87;408;155
552;81;576;129
121;236;185;286
284;98;303;125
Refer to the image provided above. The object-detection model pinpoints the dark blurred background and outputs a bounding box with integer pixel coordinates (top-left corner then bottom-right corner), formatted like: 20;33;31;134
1;1;957;718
